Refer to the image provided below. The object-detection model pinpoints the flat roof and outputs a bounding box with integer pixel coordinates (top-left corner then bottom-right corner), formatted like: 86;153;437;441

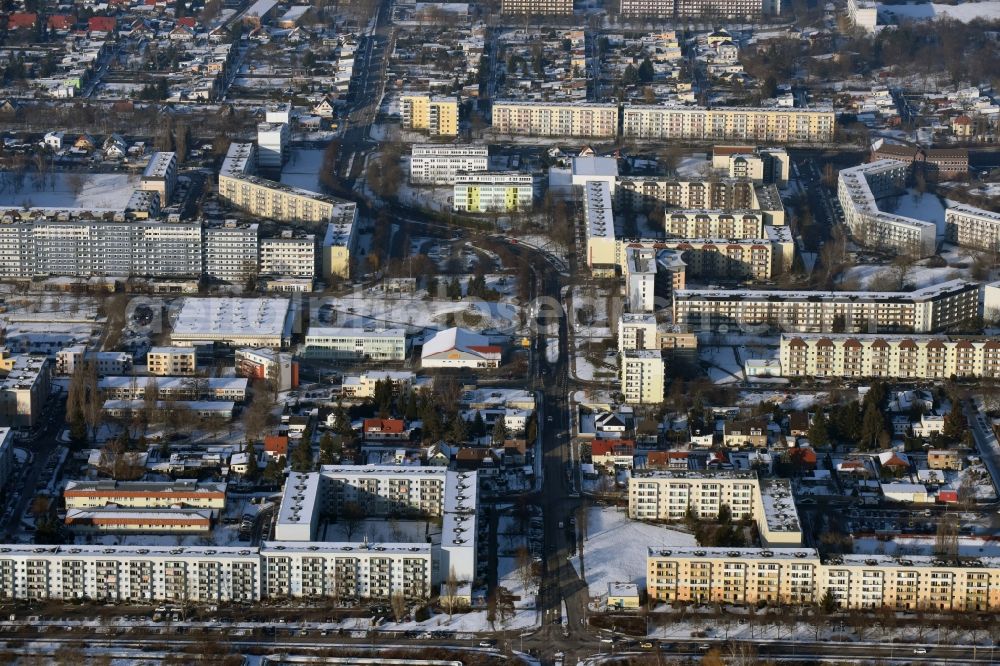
676;278;979;303
0;544;257;559
172;297;292;339
142;151;175;179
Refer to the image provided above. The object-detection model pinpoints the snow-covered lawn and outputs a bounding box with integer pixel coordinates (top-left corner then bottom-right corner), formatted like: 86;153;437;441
701;346;743;384
879;0;1000;23
571;506;696;598
321;518;430;543
853;535;1000;558
0;173;138;210
280;148;324;192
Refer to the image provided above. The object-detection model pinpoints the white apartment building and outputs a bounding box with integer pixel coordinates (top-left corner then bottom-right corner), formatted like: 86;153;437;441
583;180;618;275
621;350;665;405
838;160;937;257
848;0;879;32
274;467;478;584
410;145;489;185
55;347;132;376
629;470;802;546
259;231;315;278
621;105;835;143
945;203;1000;252
146;347;197;376
139;151;177;204
98;376;248;402
340;371;416;399
491;102;619;138
0;218;203;279
203;220;260;283
452;172;534;213
648;548;1000;611
675;0;764;17
618;313;660;352
0;545;261;603
673;279;981;334
304;327;408;361
0;355;52;428
257;122;289;171
722;148;791;185
0;540;437;604
780;333;1000;379
261;542;432;601
624;246;658;313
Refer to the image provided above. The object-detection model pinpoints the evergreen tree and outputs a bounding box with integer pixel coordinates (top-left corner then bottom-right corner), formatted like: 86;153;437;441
942;404;966;442
448;415;468;443
808;410;830;447
622;64;639;86
319;431;339;465
859;401;885;451
373;379;393;417
471;411;487;438
638;58;654;83
263;456;286;484
492;418;509;444
404;391;419;421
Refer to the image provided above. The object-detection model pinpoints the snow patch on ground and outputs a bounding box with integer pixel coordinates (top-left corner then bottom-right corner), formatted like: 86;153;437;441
571;506;696;598
280;148;325;192
880;0;1000;23
0;173;138;210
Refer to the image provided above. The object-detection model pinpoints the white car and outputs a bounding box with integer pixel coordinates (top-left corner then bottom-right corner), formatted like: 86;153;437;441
913;647;927;655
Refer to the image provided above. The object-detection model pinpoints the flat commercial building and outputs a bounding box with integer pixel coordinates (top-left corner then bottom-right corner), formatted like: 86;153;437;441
259;231;315;278
945;203;1000;252
492;102;618;138
304;327;408;361
139;151;177;204
648;548;1000;611
64;480;227;510
400;95;459;137
621;105;835;143
838;160;937;257
629;470;802;546
203;220;259;283
452;172;534;212
170;297;294;348
780;334;1000;380
501;0;573;13
410;145;488;185
621;350;665;405
0;355;51;428
673;279;981;334
146;347;197;376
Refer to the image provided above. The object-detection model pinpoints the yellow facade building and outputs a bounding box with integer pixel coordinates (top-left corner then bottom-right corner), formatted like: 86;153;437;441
400;95;459;136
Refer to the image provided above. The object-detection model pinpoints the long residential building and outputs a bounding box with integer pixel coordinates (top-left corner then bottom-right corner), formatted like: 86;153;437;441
491;101;618;138
780;334;1000;379
274;467;477;584
0;542;434;603
622;0;767;17
945;203;1000;252
64;480;227;510
259;231;316;278
98;376;248;402
501;0;573;13
837;160;937;257
621;105;835;143
660;209;766;239
203;220;260;283
672;279;981;334
218;171;356;225
409;145;489;185
0;217;203;279
452;172;534;212
303;327;408;361
648;548;1000;611
629;470;802;546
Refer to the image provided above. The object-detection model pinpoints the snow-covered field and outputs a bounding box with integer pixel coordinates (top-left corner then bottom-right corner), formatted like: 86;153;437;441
0;173;138;210
321;518;430;543
701;346;743;384
880;0;1000;22
853;535;1000;558
571;506;696;598
280;148;325;192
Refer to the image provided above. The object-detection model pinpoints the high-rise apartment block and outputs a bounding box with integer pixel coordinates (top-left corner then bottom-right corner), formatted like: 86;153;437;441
400;95;459;136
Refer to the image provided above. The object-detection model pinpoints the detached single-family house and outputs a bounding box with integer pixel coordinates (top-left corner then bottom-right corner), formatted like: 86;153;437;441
363;418;410;442
44;131;65;150
723;418;768;448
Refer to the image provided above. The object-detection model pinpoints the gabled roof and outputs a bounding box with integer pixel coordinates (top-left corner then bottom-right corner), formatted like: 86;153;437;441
421;327;501;360
264;435;289;455
363;418;405;434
